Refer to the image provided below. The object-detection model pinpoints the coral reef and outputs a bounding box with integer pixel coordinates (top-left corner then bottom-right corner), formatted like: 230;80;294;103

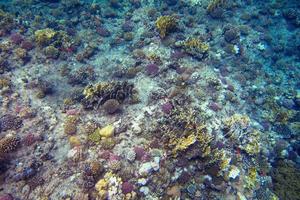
272;160;300;200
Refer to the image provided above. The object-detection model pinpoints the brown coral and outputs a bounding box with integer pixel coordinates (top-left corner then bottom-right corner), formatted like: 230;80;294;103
0;135;20;154
155;15;177;38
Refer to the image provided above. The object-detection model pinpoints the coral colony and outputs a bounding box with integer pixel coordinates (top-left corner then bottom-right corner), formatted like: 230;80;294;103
0;0;300;199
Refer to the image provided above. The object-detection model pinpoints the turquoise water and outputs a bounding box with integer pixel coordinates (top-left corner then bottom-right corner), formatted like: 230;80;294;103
0;0;299;200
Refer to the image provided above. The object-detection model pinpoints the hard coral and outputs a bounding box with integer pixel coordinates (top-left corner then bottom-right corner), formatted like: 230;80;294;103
223;114;260;155
63;116;79;135
0;10;14;34
103;99;120;114
0;135;20;154
155;15;177;38
82;81;135;110
272;160;300;200
34;28;57;47
207;0;226;13
0;114;23;132
176;38;209;60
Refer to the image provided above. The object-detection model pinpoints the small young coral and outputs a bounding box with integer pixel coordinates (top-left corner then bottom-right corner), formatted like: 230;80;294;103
155;15;177;38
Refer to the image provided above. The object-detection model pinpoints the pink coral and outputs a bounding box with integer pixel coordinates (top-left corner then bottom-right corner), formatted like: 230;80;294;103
121;182;134;194
161;102;173;114
133;147;145;160
10;33;23;44
0;194;13;200
145;63;159;76
20;40;34;50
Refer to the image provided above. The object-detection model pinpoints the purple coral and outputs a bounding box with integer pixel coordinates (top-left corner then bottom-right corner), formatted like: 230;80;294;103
20;40;34;51
96;27;111;37
145;63;159;76
121;182;134;194
208;102;221;112
161;102;173;114
0;194;13;200
10;33;23;45
0;114;23;132
133;146;145;160
121;21;134;32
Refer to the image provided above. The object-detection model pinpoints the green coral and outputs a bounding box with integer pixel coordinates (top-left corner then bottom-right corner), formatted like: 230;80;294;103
155;15;177;38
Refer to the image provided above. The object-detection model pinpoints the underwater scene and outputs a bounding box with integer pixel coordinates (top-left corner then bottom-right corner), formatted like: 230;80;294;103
0;0;299;199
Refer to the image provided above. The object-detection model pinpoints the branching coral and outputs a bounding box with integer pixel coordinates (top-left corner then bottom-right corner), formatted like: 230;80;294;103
82;81;136;110
155;15;177;38
0;114;23;132
176;38;209;60
207;0;226;13
160;105;231;175
0;9;14;33
34;28;57;47
223;114;260;155
0;135;20;154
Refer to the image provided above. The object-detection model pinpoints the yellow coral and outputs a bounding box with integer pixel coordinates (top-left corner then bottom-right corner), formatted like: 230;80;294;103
83;82;112;99
155;15;177;38
63;116;78;135
95;179;108;198
241;130;260;155
69;136;81;147
88;124;114;143
183;38;209;53
244;167;258;190
34;28;56;46
0;77;10;89
172;134;197;154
